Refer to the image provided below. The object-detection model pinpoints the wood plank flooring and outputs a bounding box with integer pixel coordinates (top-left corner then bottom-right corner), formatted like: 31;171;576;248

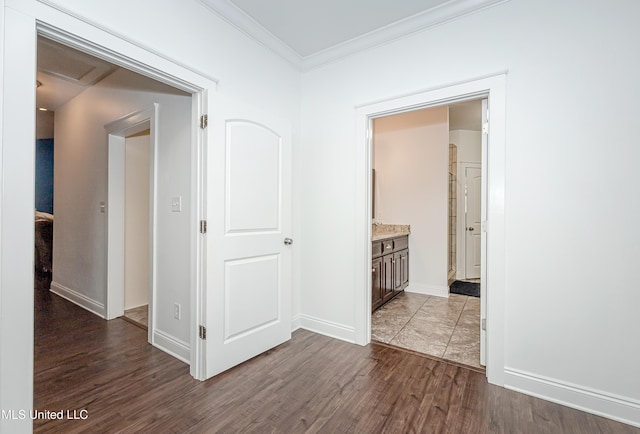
34;275;639;433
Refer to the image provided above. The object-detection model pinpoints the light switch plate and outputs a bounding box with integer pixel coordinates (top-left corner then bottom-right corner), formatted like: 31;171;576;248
171;196;182;212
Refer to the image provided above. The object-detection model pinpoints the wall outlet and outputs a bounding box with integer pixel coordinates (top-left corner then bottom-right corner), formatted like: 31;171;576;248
173;303;181;320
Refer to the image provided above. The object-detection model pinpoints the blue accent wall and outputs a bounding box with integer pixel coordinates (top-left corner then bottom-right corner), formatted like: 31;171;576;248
35;138;54;214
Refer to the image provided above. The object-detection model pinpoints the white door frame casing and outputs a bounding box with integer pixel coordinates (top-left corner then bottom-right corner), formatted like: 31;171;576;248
354;73;507;387
1;4;215;430
105;105;157;348
0;6;36;431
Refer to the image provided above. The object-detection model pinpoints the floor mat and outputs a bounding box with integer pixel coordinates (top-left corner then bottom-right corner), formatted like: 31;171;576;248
449;280;480;297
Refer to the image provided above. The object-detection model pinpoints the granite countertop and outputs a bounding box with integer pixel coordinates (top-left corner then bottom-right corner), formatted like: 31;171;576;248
372;223;410;241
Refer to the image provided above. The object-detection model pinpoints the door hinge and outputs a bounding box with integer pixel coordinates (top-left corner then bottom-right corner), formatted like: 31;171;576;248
199;325;207;340
200;114;208;129
481;318;487;331
200;220;207;234
482;122;489;135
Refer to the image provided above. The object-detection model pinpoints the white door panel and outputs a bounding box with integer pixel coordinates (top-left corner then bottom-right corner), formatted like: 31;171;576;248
224;254;280;342
465;166;481;279
206;97;292;378
226;121;281;233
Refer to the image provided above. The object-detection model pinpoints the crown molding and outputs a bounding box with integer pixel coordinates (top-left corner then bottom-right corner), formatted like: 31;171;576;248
199;0;510;71
301;0;510;70
199;0;303;67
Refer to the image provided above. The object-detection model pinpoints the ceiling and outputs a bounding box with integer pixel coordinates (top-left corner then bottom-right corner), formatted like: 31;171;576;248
200;0;507;69
230;0;450;57
36;38;118;111
35;36;191;138
36;37;188;113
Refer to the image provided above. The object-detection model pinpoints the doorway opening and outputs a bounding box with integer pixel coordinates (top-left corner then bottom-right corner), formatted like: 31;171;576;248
33;31;202;394
105;114;155;334
369;99;485;370
123;129;152;330
354;73;506;386
103;104;160;347
34;33;193;349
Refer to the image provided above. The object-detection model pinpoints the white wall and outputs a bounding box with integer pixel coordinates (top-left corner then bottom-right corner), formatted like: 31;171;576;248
374;107;449;295
449;129;481;279
449;129;481;164
124;132;150;310
36;110;54;139
300;0;640;426
52;68;191;350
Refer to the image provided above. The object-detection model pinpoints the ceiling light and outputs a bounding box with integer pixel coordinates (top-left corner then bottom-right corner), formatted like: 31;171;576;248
38;108;48;111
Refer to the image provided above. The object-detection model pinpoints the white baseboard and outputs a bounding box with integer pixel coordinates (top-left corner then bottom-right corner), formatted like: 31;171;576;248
298;314;355;343
153;329;190;365
291;314;302;332
405;283;449;298
504;368;640;428
50;281;106;318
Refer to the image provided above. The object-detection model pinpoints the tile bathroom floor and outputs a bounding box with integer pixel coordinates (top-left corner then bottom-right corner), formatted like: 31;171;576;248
123;304;148;330
371;292;483;369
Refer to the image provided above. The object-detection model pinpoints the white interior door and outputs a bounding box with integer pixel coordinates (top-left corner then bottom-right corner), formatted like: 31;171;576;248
206;98;292;378
464;165;482;279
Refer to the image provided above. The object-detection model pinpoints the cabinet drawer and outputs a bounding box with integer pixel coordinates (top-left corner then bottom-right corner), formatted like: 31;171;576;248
393;236;408;251
382;240;394;254
372;241;383;258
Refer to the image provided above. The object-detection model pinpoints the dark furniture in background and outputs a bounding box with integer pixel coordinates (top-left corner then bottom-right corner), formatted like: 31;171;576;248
35;212;53;273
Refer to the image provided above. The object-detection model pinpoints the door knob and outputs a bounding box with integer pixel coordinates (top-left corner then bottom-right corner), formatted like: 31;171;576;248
284;237;293;245
467;227;474;231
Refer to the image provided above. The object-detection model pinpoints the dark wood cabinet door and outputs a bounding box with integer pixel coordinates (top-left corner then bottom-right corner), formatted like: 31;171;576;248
393;251;403;291
372;257;383;311
372;236;410;312
400;249;409;288
382;254;394;302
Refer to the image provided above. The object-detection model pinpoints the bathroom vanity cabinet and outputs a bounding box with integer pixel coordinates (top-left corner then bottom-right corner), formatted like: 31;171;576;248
372;235;409;312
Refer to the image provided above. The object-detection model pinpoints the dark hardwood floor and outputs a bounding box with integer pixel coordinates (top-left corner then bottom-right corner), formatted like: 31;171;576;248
34;274;638;433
